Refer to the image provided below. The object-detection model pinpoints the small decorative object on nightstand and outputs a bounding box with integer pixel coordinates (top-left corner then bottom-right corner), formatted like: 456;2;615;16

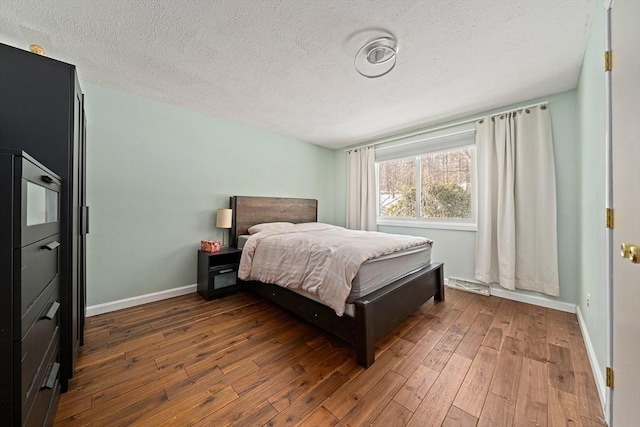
197;247;242;300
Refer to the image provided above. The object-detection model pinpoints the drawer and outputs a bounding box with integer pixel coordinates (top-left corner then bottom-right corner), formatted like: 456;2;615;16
19;234;61;315
19;156;61;247
22;288;60;397
21;276;58;338
22;333;60;427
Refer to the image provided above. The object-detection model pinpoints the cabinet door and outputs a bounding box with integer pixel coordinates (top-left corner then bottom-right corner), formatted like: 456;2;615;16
68;79;85;375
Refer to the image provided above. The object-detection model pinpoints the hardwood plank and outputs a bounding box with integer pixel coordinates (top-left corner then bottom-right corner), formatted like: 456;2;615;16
268;346;352;412
392;329;443;378
548;385;584;427
407;353;472;427
506;310;532;341
422;322;469;372
477;392;515;427
514;357;548;426
130;387;238;427
322;338;413;419
155;333;248;372
452;346;499;418
479;295;503;316
54;395;91;421
481;327;503;351
192;366;301;426
568;334;606;422
489;298;517;331
230;401;278;427
393;364;439;412
455;312;494;359
442;405;479;427
523;306;549;363
266;371;351;426
163;365;225;401
455;298;486;327
580;416;608;427
299;407;339;427
397;311;430;343
338;371;406;426
548;343;576;394
489;336;524;401
371;401;413;427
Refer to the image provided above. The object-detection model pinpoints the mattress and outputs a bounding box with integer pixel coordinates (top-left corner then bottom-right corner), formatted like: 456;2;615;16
239;233;432;313
348;244;431;301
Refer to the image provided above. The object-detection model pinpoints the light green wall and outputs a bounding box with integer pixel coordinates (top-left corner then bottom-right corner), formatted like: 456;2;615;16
334;90;580;304
83;82;334;306
577;1;606;382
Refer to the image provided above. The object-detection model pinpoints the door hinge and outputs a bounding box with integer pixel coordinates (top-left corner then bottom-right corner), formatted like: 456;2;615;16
606;367;614;388
606;208;614;229
605;50;612;71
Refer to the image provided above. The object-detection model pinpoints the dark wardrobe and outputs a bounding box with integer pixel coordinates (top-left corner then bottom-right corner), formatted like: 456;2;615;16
0;43;87;424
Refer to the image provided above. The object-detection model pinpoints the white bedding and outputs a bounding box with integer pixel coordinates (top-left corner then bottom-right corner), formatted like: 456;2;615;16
238;223;432;316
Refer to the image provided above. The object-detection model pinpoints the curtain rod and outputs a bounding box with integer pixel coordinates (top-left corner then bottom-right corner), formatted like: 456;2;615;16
344;101;548;152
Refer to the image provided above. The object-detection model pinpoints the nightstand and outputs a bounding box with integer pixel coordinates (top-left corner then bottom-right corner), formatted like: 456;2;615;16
197;247;243;300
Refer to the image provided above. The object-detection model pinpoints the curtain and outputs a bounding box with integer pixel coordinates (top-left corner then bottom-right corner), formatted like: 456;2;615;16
475;106;560;296
346;146;376;231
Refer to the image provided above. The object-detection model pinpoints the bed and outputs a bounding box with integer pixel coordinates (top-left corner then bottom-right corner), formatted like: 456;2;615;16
230;195;444;367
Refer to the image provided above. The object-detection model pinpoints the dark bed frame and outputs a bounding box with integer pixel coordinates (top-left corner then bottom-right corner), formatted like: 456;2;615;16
230;196;444;367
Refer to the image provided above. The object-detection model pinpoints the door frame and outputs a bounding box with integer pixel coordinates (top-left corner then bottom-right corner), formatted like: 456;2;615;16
603;1;613;424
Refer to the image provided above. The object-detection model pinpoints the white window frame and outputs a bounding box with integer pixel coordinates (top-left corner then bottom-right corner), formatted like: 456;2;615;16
375;130;477;231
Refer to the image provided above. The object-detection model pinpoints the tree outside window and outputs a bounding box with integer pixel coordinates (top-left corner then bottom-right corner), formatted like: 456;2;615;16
378;146;473;221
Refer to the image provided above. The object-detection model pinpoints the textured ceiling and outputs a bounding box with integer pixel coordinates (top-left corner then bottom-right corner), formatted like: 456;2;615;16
0;0;596;149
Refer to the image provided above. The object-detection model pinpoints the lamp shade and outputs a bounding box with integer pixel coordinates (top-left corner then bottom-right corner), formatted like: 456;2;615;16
216;209;232;229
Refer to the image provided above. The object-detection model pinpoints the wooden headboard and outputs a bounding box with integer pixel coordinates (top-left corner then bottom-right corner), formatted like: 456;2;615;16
229;196;318;248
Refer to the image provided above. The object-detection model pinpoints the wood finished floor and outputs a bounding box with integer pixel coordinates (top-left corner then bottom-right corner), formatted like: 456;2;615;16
55;288;606;427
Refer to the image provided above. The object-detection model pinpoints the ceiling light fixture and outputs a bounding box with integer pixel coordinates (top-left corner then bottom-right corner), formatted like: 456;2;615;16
354;37;398;78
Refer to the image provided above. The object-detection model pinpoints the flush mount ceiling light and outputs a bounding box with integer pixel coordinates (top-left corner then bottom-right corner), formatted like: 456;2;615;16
354;36;398;78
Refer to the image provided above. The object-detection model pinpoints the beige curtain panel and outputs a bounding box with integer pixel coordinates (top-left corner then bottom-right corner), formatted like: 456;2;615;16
474;106;560;296
346;146;377;231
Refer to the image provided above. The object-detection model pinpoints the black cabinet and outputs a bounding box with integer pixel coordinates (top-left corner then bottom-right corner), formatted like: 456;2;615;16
0;42;87;396
197;248;242;299
0;150;62;426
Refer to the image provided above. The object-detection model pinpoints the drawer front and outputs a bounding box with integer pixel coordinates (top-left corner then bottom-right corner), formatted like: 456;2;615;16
19;156;61;247
22;333;60;427
20;234;61;315
21;276;58;339
22;287;60;398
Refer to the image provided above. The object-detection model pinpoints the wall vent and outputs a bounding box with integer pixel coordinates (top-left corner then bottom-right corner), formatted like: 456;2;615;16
446;277;491;296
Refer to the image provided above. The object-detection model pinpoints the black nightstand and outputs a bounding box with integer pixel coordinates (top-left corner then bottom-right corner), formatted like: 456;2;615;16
197;247;243;300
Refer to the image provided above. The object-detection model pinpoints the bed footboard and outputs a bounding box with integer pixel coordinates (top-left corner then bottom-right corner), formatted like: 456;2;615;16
354;262;444;367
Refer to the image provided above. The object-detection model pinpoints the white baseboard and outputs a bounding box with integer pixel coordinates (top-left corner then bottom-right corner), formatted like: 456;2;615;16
576;306;607;414
86;284;197;317
488;286;576;313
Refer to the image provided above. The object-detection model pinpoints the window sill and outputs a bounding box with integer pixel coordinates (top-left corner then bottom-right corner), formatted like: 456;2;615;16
377;218;477;232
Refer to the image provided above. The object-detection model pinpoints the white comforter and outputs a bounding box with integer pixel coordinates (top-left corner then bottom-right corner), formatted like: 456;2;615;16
238;223;432;316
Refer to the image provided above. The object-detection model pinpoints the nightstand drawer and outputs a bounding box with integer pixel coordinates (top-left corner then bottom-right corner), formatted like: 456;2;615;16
210;264;239;289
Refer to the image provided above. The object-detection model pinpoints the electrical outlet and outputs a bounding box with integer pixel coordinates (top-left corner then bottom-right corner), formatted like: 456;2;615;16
587;293;591;309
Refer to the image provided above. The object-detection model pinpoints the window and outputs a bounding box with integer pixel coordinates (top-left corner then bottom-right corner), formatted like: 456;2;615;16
376;130;476;230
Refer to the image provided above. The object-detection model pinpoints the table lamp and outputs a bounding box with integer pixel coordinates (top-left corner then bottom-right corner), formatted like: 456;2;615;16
216;208;232;247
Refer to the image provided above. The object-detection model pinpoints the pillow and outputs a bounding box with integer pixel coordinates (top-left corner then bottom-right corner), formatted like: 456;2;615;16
247;222;294;234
